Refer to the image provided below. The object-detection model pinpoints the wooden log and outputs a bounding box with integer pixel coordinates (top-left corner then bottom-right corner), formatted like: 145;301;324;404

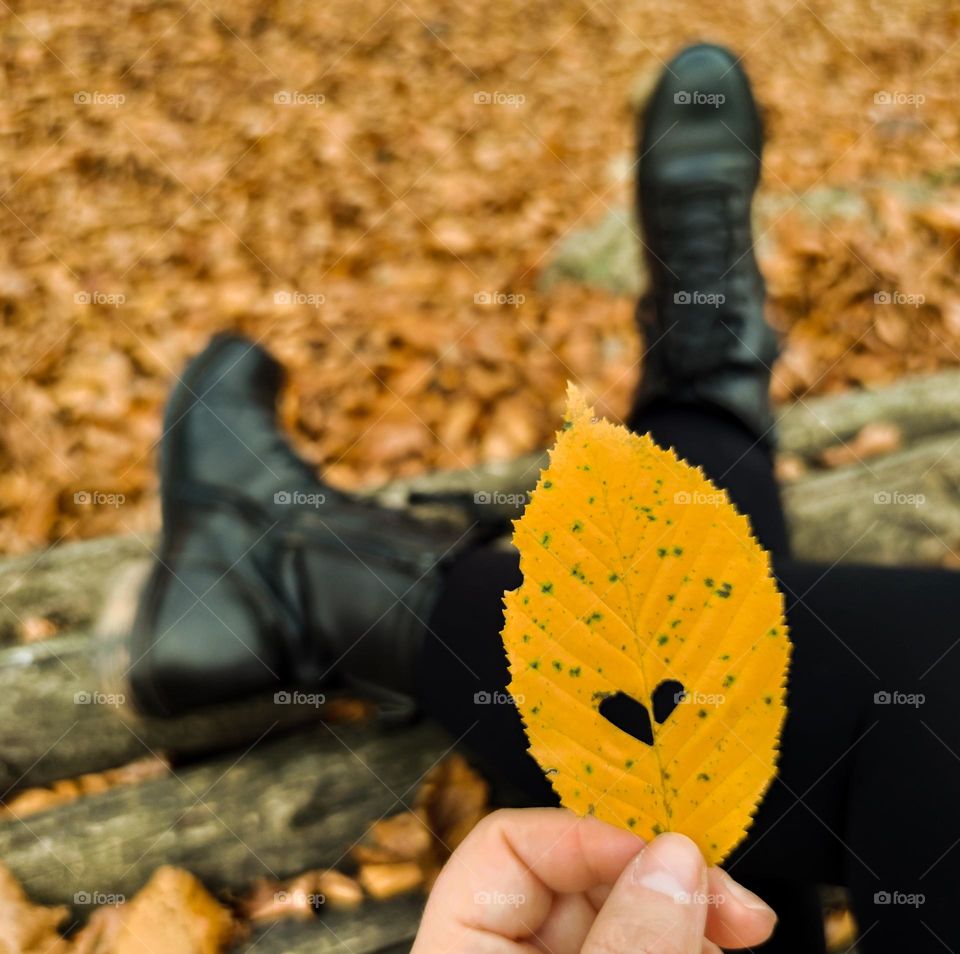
0;369;957;799
237;899;421;954
0;624;333;796
0;720;448;914
0;534;152;646
784;432;960;566
776;370;960;457
4;370;959;645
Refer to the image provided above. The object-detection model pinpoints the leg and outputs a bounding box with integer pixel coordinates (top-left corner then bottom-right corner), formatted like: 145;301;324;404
624;402;819;952
628;401;790;557
741;561;960;953
627;42;808;947
420;550;960;954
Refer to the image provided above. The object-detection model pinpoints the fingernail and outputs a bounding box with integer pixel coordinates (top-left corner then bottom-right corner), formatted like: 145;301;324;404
716;868;777;919
630;832;703;903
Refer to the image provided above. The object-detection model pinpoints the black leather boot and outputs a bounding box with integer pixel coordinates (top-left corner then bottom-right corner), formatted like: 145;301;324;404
127;333;475;720
630;43;780;444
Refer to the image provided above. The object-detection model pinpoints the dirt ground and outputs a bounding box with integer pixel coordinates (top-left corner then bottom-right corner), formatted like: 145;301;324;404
1;0;959;553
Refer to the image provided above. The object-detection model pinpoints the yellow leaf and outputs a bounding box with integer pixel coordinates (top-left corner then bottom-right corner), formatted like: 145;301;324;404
501;384;790;865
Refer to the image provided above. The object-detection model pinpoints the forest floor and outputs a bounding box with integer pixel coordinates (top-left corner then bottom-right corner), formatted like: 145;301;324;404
2;0;960;553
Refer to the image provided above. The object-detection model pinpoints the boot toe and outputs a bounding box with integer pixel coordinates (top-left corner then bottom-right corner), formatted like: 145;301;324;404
129;563;287;715
643;43;761;162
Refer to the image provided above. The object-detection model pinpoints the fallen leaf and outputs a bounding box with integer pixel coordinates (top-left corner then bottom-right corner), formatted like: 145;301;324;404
819;421;902;469
357;863;423;900
501;385;789;865
0;864;70;954
108;867;236;954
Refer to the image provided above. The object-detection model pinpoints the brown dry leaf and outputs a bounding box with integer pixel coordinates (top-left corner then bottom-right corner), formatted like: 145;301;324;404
17;616;59;643
105;867;236;954
915;203;960;236
0;864;70;954
239;877;316;924
4;2;960;555
774;453;807;484
319;697;375;724
824;906;858;951
819;421;903;469
351;807;436;870
70;905;125;954
1;757;169;821
239;868;363;924
415;753;490;854
368;810;433;863
314;871;364;911
357;863;423;901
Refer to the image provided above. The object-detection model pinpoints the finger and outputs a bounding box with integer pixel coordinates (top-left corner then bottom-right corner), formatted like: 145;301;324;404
586;866;777;950
413;807;644;949
585;882;612;911
582;832;707;954
701;940;724;954
703;867;778;948
532;892;597;954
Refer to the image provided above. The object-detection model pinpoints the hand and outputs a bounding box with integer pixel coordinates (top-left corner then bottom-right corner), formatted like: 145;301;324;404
412;807;777;953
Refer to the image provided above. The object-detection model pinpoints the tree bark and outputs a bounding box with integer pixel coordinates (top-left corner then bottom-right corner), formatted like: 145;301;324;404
237;899;421;954
0;720;448;914
776;370;960;457
0;625;336;795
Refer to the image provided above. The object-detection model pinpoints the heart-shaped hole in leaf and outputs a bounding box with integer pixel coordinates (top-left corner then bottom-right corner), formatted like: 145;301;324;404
652;679;685;724
598;691;653;745
598;680;685;746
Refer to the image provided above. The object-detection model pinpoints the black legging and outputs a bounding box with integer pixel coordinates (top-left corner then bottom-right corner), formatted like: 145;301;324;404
418;401;960;954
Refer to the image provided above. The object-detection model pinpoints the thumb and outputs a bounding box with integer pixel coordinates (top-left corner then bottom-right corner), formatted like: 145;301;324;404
582;833;708;954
